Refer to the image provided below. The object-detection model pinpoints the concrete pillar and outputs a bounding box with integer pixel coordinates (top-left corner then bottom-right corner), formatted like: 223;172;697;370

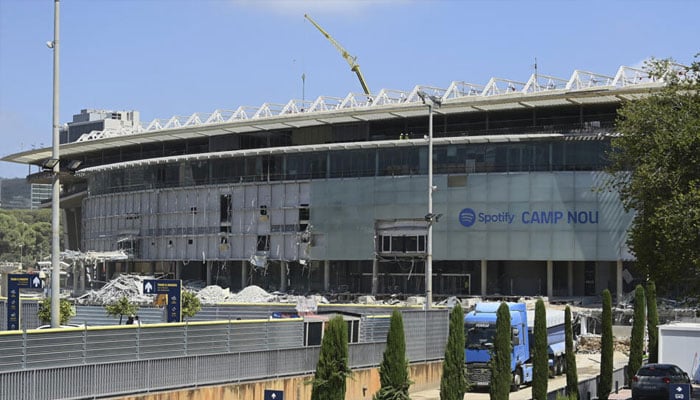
149;262;156;276
280;261;288;292
72;263;79;292
106;262;115;281
480;259;487;296
616;259;623;304
241;260;248;289
547;260;554;298
78;260;85;293
175;262;181;280
371;258;378;296
206;261;213;286
324;260;330;292
567;261;574;296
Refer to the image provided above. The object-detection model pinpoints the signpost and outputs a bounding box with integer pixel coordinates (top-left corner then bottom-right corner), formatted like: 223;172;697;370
264;389;284;400
669;384;691;400
143;279;181;323
6;274;43;330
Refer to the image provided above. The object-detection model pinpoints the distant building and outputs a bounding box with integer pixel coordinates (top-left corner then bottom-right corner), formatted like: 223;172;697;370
30;183;52;209
60;109;140;144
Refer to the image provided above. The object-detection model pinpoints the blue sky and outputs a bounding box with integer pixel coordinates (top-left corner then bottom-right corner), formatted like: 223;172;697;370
1;0;698;178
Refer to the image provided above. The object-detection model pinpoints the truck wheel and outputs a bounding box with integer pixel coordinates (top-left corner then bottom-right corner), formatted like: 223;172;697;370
511;371;521;392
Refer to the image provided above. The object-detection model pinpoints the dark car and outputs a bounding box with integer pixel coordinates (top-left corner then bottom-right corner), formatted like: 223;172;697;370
631;363;692;400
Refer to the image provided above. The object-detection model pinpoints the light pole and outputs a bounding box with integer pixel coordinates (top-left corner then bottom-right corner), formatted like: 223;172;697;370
417;91;442;310
49;0;61;327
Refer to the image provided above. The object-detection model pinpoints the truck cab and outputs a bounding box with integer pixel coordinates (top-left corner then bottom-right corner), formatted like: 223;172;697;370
464;302;532;390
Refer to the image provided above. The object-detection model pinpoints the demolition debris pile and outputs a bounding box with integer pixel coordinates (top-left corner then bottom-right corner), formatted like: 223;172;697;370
75;274;154;305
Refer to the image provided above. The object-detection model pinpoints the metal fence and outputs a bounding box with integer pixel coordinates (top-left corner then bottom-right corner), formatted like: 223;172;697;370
0;299;41;330
547;366;627;400
0;310;447;400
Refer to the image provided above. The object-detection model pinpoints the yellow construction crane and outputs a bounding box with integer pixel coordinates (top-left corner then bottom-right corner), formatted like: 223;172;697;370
304;14;371;96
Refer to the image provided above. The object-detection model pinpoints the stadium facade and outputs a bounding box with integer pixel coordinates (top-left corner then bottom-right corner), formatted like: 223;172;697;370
4;66;666;300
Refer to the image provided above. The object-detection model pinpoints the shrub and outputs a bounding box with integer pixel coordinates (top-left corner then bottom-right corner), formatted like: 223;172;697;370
310;315;351;400
532;299;548;400
489;302;512;400
599;289;613;400
374;309;411;400
440;303;467;400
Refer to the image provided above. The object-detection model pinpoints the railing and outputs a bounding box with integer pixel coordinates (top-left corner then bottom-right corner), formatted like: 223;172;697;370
0;310;447;400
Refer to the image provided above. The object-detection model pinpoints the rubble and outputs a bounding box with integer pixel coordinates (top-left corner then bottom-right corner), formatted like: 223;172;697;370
227;285;275;303
75;274;154;305
576;334;631;355
195;285;233;305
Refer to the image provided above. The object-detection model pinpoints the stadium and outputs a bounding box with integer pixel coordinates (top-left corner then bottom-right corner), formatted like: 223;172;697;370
3;65;666;301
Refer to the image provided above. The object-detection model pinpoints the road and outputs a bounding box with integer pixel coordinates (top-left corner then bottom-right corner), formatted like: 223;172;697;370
411;351;629;400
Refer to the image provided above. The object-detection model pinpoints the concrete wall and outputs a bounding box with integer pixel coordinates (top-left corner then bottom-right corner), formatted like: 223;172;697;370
117;361;443;400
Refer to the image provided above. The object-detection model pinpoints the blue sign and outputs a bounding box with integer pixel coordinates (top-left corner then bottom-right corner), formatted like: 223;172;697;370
669;383;690;400
6;274;42;330
143;279;181;323
264;389;284;400
459;208;476;227
458;207;600;228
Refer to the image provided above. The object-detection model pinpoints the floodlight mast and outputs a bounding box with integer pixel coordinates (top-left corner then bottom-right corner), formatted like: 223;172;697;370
304;14;371;96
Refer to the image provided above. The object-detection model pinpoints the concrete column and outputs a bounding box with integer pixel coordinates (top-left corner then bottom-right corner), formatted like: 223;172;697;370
78;260;85;293
280;261;288;292
72;263;79;292
616;259;623;304
175;262;181;280
371;258;378;296
547;260;554;298
324;260;330;292
480;259;487;296
567;261;574;296
150;262;156;276
106;262;115;281
241;260;248;289
206;261;213;286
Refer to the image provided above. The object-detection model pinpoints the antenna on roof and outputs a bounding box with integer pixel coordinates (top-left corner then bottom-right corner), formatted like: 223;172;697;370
533;57;538;88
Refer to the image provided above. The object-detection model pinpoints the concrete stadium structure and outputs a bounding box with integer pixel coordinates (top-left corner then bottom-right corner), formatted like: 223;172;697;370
4;65;676;300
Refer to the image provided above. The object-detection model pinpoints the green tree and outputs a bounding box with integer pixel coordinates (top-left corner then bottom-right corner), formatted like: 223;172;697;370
608;56;700;296
0;210;54;265
628;285;646;383
104;295;139;324
490;302;512;400
599;290;613;400
181;290;201;320
440;303;467;400
37;297;76;325
310;315;351;400
375;309;411;400
532;299;548;400
646;280;659;363
564;306;579;400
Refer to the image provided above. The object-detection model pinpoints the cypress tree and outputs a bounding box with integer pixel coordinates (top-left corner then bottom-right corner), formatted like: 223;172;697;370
490;302;512;400
374;309;411;400
310;315;351;400
646;280;659;363
598;289;613;400
565;306;579;400
628;284;646;382
532;299;549;400
440;303;467;400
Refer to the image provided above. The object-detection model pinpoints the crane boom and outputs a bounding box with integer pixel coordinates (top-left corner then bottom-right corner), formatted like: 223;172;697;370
304;14;371;95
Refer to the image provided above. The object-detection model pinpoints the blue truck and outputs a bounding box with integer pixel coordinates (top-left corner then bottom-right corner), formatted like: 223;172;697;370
464;302;567;391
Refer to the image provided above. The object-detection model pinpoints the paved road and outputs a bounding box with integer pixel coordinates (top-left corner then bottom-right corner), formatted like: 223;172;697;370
411;352;629;400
